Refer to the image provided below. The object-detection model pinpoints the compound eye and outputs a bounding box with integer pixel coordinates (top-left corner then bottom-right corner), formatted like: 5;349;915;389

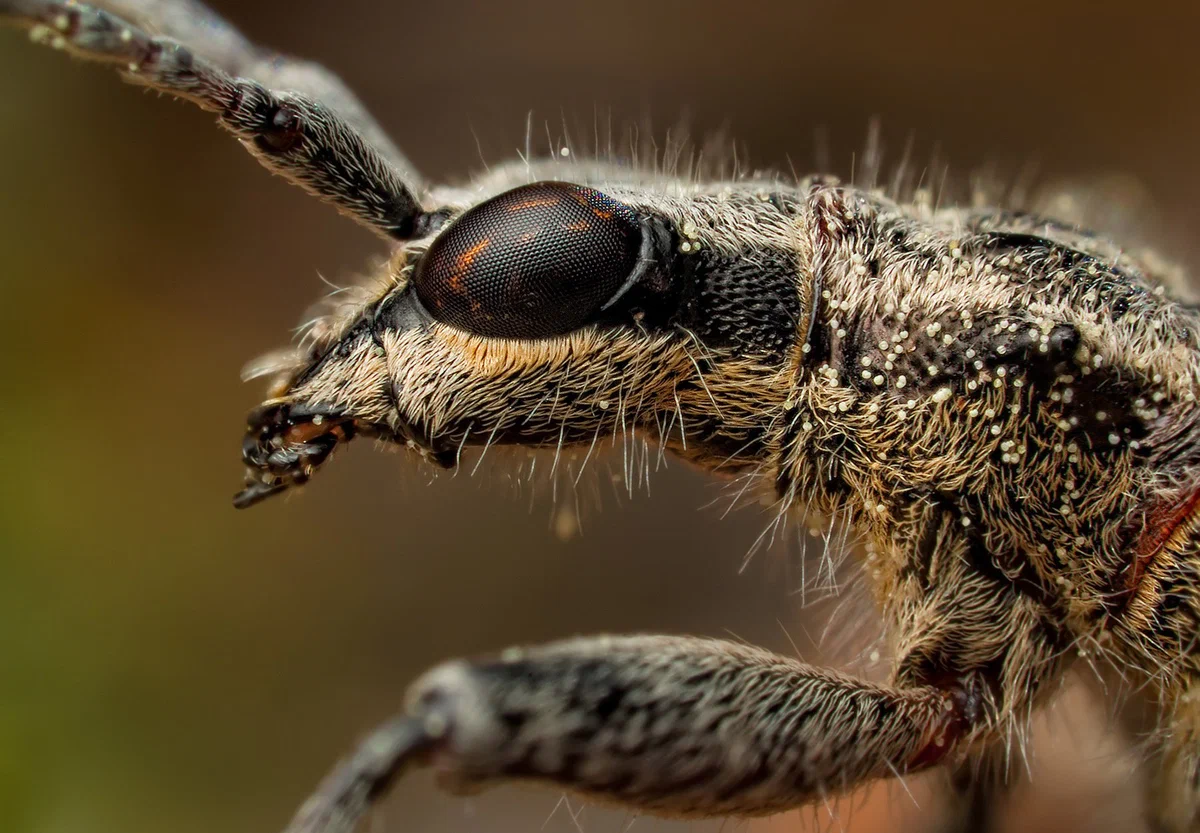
411;181;641;338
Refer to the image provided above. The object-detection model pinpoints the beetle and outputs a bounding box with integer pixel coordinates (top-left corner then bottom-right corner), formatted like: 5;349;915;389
4;2;1200;832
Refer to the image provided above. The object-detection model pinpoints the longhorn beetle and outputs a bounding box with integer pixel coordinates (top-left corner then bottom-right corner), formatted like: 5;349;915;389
4;2;1200;832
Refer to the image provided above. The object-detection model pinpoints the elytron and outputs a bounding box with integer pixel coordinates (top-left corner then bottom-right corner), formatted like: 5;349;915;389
5;2;1200;832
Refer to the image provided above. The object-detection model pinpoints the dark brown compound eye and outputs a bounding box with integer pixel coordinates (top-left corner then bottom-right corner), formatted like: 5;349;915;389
411;181;642;338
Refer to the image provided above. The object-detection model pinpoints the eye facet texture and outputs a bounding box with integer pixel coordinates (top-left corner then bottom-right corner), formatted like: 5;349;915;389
412;181;640;338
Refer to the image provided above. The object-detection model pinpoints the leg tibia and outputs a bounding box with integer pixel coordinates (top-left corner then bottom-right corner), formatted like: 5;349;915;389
411;636;959;815
283;635;963;833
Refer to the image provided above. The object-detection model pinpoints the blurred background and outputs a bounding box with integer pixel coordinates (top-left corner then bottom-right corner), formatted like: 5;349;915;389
0;1;1196;832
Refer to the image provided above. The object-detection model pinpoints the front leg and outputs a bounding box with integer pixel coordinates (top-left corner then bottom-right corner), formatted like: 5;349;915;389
280;635;980;833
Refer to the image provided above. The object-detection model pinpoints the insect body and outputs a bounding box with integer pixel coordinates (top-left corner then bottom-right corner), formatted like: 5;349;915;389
6;3;1200;832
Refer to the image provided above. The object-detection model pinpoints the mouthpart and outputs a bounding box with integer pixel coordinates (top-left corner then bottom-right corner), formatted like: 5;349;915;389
233;401;359;509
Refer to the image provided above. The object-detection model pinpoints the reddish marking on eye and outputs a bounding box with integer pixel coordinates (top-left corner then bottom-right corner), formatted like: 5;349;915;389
506;196;561;211
564;220;590;232
518;229;541;243
455;239;490;271
1126;485;1200;597
590;206;614;220
447;238;491;293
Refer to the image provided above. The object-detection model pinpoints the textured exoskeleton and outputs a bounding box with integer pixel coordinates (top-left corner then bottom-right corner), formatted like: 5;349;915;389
5;2;1200;832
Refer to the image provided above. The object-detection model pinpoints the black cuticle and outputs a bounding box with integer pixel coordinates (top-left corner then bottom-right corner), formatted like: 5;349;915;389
267;448;301;470
255;104;303;153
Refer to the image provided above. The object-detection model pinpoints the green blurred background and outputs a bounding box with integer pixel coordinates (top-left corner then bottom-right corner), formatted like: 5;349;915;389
0;2;1196;832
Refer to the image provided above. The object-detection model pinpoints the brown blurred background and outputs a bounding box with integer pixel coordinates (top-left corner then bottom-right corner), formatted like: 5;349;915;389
0;2;1196;832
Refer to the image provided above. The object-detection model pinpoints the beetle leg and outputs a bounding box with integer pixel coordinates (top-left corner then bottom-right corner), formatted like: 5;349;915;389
279;635;975;833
